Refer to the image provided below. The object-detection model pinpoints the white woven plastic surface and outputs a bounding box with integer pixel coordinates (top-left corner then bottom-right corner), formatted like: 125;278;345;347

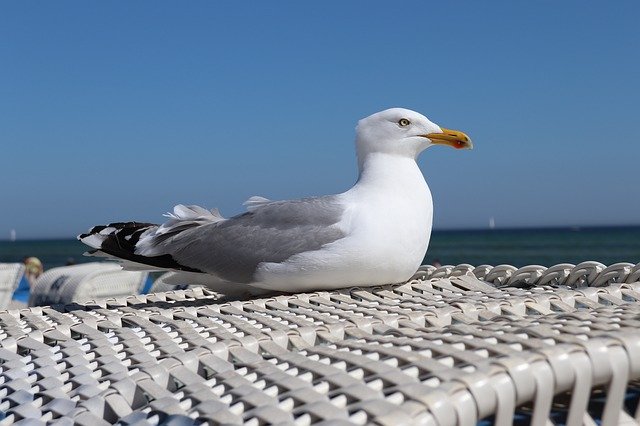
0;261;639;425
0;263;25;309
28;262;148;306
415;260;640;288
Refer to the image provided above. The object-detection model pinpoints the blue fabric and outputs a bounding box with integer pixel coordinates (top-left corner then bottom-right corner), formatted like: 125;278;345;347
12;275;30;303
141;275;154;294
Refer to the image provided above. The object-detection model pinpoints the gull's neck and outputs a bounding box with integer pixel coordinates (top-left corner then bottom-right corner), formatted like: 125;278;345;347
353;152;427;192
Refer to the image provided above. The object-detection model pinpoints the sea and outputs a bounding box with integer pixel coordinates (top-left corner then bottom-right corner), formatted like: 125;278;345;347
1;226;639;270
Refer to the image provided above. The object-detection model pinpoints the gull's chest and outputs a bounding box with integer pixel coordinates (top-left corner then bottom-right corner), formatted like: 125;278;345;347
363;187;430;236
346;179;433;260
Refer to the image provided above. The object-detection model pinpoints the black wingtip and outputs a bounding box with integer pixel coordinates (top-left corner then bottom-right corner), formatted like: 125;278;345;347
79;221;203;273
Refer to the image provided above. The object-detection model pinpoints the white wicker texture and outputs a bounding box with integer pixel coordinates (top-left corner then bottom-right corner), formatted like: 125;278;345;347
0;263;24;309
413;260;640;288
0;262;639;425
28;262;148;306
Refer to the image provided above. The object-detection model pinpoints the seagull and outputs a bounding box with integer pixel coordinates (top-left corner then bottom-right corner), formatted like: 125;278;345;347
79;108;472;294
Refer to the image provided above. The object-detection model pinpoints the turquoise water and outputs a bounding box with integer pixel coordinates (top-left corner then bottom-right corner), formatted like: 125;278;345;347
0;226;639;270
424;226;640;267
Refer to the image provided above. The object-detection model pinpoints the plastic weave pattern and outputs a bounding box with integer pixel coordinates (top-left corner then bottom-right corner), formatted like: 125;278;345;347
1;263;640;425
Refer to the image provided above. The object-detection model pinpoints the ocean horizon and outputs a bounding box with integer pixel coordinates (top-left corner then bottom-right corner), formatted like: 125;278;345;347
1;225;638;271
5;224;640;241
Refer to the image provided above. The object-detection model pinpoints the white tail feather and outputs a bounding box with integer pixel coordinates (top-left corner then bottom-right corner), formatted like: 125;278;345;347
136;204;226;256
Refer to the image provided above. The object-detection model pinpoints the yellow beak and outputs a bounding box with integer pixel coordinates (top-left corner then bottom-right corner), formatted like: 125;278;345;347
424;128;473;149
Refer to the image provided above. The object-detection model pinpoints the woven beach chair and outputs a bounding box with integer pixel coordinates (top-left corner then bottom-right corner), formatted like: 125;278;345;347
0;261;639;424
28;262;149;306
0;262;24;309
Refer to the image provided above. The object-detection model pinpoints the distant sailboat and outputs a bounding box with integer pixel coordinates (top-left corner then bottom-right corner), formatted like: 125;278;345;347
489;217;495;230
10;229;16;242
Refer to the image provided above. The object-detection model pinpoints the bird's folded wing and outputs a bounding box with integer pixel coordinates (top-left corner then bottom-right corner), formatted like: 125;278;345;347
137;196;347;283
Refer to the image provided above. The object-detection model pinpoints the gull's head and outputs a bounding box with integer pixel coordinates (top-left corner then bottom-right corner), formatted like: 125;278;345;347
355;108;472;161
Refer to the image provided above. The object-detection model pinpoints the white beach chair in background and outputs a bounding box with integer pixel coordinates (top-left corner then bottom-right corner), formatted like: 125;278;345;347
0;263;25;309
29;262;148;306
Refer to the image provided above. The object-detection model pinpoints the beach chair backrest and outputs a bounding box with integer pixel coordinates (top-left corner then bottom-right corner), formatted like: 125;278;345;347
29;262;148;306
0;263;25;309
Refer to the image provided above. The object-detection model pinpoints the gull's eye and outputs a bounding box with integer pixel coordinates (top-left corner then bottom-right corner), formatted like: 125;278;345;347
398;118;411;127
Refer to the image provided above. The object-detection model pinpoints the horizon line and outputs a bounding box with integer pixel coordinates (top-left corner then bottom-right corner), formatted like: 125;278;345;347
2;223;640;242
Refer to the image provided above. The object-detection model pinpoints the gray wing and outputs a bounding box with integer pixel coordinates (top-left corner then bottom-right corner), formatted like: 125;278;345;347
155;196;347;283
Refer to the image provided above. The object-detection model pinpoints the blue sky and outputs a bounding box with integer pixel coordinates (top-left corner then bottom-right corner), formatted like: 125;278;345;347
1;1;639;239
